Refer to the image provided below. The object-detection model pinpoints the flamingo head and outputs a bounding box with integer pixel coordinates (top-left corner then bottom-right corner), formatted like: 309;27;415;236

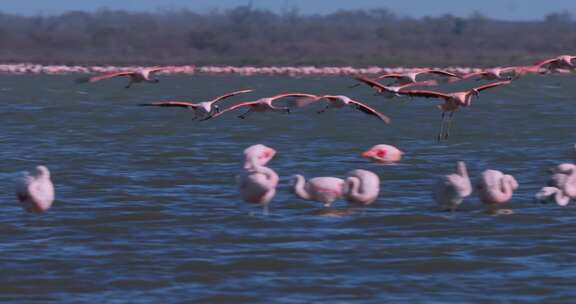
243;144;276;169
35;165;51;178
361;144;403;164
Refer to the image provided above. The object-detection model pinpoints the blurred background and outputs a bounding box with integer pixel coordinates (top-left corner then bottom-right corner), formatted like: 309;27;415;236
1;0;575;66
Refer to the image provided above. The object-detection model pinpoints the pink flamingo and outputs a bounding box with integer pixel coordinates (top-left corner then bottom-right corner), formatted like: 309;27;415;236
462;67;516;81
361;144;403;164
242;144;277;169
237;159;279;215
535;187;571;206
476;169;518;214
432;161;472;212
397;80;512;141
367;69;462;85
548;163;576;199
15;165;55;213
536;55;576;72
77;67;168;88
352;76;439;98
139;89;253;120
291;175;346;207
315;95;391;124
344;169;380;206
204;93;319;120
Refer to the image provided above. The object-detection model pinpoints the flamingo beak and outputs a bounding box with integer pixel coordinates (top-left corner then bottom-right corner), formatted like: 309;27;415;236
361;150;374;158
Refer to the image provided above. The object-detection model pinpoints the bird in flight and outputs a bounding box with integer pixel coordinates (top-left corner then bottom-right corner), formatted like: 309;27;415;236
77;67;168;88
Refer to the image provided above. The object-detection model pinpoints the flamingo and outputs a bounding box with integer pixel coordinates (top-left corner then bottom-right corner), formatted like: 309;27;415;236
139;89;253;120
361;144;403;164
352;76;439;98
548;163;576;199
432;161;472;212
462;67;516;81
354;69;461;86
15;165;55;213
476;169;518;214
344;169;380;206
535;187;571;206
536;55;576;72
291;175;346;207
242;144;276;169
315;95;391;124
397;80;512;141
237;158;279;215
203;93;320;120
77;67;168;88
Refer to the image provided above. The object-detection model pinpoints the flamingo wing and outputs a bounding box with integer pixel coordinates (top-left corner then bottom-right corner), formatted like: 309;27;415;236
209;89;254;104
139;101;199;108
347;100;391;124
422;70;462;78
146;67;169;74
268;93;320;102
533;57;560;67
352;76;389;91
204;101;258;120
374;74;404;80
399;80;439;89
396;89;450;99
76;71;134;83
473;80;512;92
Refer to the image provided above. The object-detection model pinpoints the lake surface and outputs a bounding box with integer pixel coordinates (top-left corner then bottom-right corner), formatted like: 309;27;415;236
0;74;575;303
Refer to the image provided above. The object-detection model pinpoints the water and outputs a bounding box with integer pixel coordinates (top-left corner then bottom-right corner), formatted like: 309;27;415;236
0;74;575;302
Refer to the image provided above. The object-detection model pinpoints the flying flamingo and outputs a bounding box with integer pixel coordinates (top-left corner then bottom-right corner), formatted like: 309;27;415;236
352;69;461;87
242;144;277;169
462;67;516;81
344;169;380;206
237;158;279;215
314;95;392;124
361;144;403;164
351;76;439;98
432;161;472;212
77;67;168;88
397;80;512;141
535;187;571;206
203;93;320;120
536;55;576;72
291;175;346;207
476;169;518;215
139;89;253;120
15;165;55;213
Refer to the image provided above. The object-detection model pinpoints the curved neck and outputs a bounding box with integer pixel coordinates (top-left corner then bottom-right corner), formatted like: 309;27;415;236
456;162;468;178
563;169;576;198
292;175;312;200
345;176;364;200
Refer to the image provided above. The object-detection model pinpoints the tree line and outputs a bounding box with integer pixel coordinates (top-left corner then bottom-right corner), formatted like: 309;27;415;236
0;6;574;66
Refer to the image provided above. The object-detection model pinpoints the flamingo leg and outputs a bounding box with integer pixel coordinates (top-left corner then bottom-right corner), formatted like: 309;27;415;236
125;79;134;89
317;105;329;114
238;108;253;119
262;204;269;216
437;112;447;142
444;111;456;140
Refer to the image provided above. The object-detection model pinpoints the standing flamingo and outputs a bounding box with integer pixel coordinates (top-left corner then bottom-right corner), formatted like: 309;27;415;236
361;144;403;164
139;89;253;120
432;161;472;212
15;165;55;213
203;93;319;120
397;80;512;141
344;169;380;206
548;163;576;199
242;144;277;169
535;187;571;206
237;158;279;215
476;169;518;214
77;67;168;88
291;175;346;207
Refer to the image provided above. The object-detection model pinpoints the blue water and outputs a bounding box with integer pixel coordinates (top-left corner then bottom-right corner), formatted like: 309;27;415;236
0;74;574;302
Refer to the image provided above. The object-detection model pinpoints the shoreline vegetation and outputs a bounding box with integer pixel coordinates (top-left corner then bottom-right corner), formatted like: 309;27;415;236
0;6;573;67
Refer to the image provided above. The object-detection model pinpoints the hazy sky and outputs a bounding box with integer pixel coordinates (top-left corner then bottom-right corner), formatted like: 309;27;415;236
2;0;575;20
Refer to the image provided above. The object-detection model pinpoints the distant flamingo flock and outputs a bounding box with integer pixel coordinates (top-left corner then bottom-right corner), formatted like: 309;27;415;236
12;54;576;214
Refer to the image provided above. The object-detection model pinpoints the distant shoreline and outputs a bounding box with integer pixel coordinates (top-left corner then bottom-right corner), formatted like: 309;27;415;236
0;63;485;77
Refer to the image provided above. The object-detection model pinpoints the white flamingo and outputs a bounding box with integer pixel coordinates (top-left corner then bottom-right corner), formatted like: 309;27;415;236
291;175;346;207
432;161;472;212
15;165;55;213
344;169;380;206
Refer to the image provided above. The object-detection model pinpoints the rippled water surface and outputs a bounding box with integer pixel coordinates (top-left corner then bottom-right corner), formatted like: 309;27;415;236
0;74;575;302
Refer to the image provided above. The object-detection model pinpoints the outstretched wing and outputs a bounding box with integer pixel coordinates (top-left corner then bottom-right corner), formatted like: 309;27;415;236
146;67;169;74
473;80;512;92
139;101;199;108
76;71;134;83
395;89;450;99
421;70;462;78
348;100;391;124
352;76;389;92
209;89;254;104
203;101;258;120
268;93;320;102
